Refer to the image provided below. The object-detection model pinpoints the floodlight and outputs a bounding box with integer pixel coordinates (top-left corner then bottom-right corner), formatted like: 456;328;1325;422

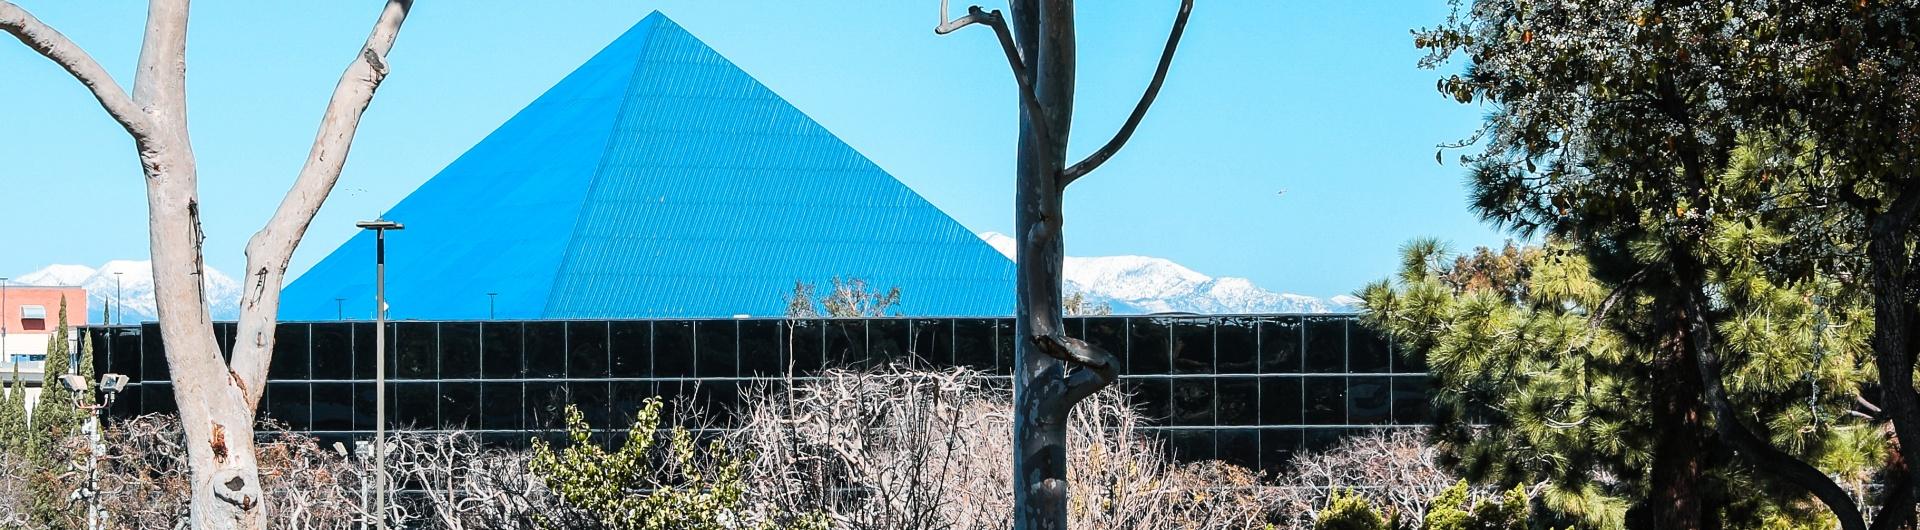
58;374;88;393
98;374;129;395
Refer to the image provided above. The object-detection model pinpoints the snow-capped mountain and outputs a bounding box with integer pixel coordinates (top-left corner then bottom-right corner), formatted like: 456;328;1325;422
14;261;243;323
979;232;1355;314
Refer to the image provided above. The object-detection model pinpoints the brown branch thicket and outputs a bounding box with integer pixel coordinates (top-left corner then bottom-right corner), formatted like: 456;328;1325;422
1264;429;1456;529
731;366;1270;530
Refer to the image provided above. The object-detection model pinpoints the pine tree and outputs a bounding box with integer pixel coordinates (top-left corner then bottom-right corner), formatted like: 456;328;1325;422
25;297;84;529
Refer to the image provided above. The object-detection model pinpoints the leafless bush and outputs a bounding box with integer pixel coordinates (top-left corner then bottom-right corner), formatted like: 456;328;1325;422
731;366;1272;530
1266;429;1455;530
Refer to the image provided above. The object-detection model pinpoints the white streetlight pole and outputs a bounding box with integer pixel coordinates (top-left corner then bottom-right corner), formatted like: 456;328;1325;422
355;218;401;530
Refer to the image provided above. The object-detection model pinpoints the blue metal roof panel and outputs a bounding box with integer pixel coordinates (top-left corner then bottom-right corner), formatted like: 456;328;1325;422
284;12;1014;320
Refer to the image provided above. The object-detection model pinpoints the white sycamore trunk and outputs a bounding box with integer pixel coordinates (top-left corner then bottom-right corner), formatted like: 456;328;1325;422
0;1;413;527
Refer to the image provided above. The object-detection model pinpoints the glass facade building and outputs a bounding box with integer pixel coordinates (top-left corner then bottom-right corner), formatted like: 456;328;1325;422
84;314;1427;472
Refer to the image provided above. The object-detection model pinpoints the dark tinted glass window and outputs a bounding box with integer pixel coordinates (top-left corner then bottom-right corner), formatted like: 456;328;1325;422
696;320;738;378
1218;429;1259;470
1399;338;1429;373
868;319;909;366
1259;317;1302;374
1349;376;1391;424
525;382;569;431
1127;378;1171;422
1217;377;1258;426
215;322;235;362
270;324;310;380
1172;318;1214;374
141;323;166;381
352;323;379;380
395;322;437;380
1260;377;1303;425
110;328;142;384
739;321;784;377
311;324;352;380
1305;377;1347;424
571;381;611;428
480;383;522;431
1392;376;1431;424
912;319;953;365
1304;317;1346;373
609;321;651;378
439;382;479;430
481;322;523;379
1350;324;1392;374
524;322;566;379
440;323;480;379
1128;319;1171;375
1172;379;1214;426
264;383;310;431
567;322;609;378
1169;430;1215;461
1260;428;1303;474
653;321;694;377
825;320;867;368
311;383;353;431
1084;318;1127;367
110;381;141;417
694;380;739;415
141;383;176;415
394;382;437;429
352;382;377;430
993;319;1014;374
610;381;654;426
1217;318;1257;374
952;319;996;371
785;321;824;374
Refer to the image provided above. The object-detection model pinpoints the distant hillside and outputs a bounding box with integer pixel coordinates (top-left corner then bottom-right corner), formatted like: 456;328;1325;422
978;232;1356;314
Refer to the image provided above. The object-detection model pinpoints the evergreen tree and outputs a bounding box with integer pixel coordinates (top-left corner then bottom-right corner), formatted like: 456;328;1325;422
25;297;85;529
0;365;27;456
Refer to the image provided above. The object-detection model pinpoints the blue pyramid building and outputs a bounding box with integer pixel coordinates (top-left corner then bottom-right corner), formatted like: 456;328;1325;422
281;12;1015;320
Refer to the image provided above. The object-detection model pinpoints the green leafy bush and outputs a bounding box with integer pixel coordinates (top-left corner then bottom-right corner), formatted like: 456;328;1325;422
1424;480;1529;530
529;398;826;530
1315;489;1388;530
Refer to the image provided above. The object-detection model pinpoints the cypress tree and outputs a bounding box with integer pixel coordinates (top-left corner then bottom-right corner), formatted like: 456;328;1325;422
25;297;83;529
0;365;27;456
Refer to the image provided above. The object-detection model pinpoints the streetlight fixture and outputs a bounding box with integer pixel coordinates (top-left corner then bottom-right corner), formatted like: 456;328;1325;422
487;292;498;320
62;372;127;530
355;217;401;530
112;272;123;325
335;297;346;321
1;277;9;364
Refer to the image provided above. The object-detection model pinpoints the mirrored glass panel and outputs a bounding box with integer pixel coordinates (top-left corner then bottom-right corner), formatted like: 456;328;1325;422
525;382;569;431
524;322;566;379
1304;317;1346;373
825;320;866;368
396;322;437;380
270;324;310;380
1217;377;1258;426
785;321;825;374
696;320;738;378
1349;376;1391;424
394;382;437;428
1260;377;1303;425
1128;319;1171;375
653;321;694;377
1304;377;1347;425
994;319;1014;374
311;383;352;431
479;383;522;431
1172;379;1214;426
952;319;996;371
1169;430;1215;461
1392;376;1430;424
481;322;523;379
440;323;480;379
1216;318;1256;374
1218;428;1258;470
1350;324;1392;374
311;323;352;380
1260;428;1303;473
265;383;310;431
868;319;909;366
571;381;611;428
609;321;651;378
1172;318;1214;374
567;322;609;378
739;320;785;377
1258;316;1302;374
439;382;479;430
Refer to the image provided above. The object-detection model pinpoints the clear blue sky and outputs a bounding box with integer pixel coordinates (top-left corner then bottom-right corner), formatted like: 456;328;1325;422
0;1;1506;300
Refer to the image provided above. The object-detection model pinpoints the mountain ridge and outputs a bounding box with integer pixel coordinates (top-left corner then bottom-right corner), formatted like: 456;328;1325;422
978;232;1356;314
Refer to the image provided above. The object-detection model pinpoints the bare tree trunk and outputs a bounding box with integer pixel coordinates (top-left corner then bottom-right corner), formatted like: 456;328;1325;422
935;1;1190;528
1;1;412;528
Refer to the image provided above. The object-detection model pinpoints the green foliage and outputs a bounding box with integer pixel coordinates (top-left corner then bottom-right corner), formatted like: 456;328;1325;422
0;365;26;455
1314;489;1388;530
26;297;87;529
529;398;826;530
1424;480;1531;530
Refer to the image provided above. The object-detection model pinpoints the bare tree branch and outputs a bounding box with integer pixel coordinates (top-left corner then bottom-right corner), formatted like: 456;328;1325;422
936;2;1054;153
0;1;155;141
231;0;413;406
1060;0;1193;187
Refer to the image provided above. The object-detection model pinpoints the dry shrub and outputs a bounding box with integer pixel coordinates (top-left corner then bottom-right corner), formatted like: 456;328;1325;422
731;365;1271;530
1267;429;1455;530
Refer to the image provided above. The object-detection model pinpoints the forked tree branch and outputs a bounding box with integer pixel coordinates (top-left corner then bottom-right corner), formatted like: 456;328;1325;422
1035;334;1118;405
0;1;156;142
232;0;414;405
937;1;1054;153
1060;0;1193;187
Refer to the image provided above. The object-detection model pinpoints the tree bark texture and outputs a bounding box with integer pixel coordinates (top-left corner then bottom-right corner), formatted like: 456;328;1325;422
937;1;1189;529
1;1;412;528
